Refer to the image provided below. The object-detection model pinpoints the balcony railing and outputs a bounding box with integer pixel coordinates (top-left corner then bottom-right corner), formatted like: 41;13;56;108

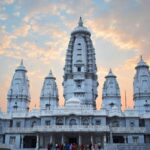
111;127;146;133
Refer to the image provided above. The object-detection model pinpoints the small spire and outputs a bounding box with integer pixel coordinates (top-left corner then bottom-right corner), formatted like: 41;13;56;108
78;17;83;27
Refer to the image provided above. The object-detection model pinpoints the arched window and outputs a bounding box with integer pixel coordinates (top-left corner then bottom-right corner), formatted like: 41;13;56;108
83;119;89;126
45;104;50;110
111;120;119;127
31;121;36;127
56;119;63;125
69;119;77;126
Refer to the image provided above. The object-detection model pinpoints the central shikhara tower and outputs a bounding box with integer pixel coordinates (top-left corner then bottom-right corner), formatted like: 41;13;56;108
63;17;98;109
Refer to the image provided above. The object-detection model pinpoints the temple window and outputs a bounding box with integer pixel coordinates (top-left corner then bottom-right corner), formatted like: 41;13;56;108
31;121;36;127
69;119;77;126
56;119;63;125
16;121;21;128
76;80;82;88
45;104;50;110
45;120;51;126
96;120;101;125
9;136;15;144
130;122;135;127
133;136;139;143
83;119;89;126
77;67;81;72
112;120;119;127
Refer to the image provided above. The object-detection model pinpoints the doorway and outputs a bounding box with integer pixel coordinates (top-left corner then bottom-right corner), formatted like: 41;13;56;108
69;138;77;144
113;136;124;143
23;136;36;148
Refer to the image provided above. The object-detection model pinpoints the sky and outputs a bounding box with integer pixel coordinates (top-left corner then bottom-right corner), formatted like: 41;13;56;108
0;0;150;112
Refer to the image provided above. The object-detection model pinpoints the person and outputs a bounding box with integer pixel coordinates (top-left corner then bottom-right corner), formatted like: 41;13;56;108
59;143;63;150
63;143;67;150
89;143;92;150
47;143;50;150
81;144;84;150
55;143;59;150
72;143;77;150
50;143;53;150
66;143;70;150
69;143;72;150
98;143;101;150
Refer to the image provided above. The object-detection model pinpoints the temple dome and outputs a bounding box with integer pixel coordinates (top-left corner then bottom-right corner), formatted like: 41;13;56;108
136;56;149;69
105;68;116;78
16;59;26;72
65;97;81;106
71;17;91;35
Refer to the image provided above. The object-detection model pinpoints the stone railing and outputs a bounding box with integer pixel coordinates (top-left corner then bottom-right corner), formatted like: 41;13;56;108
104;143;150;150
111;127;146;133
3;125;148;134
4;125;110;133
0;143;11;149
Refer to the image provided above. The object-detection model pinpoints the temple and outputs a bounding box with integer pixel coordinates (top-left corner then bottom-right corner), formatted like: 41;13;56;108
0;18;150;150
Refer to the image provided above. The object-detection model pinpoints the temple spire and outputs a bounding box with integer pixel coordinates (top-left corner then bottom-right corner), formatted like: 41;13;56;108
40;70;58;110
7;60;30;113
78;17;83;27
102;69;121;111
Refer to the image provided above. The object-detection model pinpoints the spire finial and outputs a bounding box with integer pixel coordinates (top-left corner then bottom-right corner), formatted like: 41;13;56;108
109;68;112;73
140;55;143;61
49;69;52;75
20;59;23;66
78;17;83;27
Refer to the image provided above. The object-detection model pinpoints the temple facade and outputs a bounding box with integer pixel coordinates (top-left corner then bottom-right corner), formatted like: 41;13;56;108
0;18;150;150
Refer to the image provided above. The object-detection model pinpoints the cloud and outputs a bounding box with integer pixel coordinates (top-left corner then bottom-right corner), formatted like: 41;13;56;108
0;0;150;111
22;0;95;23
87;19;138;50
0;13;8;20
85;0;150;59
4;0;14;4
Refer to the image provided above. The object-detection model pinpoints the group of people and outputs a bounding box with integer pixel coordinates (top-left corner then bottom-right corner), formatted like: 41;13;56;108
47;143;101;150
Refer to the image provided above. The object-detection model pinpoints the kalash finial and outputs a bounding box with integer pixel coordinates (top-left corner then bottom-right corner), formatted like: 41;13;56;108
78;17;83;27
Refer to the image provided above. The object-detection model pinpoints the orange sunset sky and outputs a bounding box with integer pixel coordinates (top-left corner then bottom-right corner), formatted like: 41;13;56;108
0;0;150;112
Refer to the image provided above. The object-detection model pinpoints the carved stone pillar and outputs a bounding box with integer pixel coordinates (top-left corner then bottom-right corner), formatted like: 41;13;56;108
79;135;81;145
91;135;94;145
36;134;39;149
61;134;64;144
20;135;24;148
50;134;53;144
